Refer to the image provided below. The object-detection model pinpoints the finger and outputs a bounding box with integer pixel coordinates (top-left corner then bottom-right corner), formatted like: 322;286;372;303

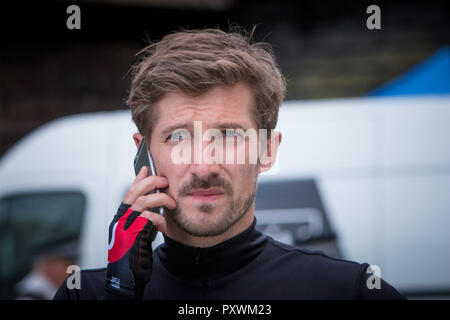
135;166;149;183
139;210;167;234
132;192;177;212
123;166;149;204
124;176;169;204
136;175;170;195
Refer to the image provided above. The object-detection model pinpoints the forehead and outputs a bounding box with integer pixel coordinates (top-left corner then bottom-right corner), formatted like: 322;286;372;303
153;82;257;133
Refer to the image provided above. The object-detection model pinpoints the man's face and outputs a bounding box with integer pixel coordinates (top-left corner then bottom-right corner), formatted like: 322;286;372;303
147;82;261;237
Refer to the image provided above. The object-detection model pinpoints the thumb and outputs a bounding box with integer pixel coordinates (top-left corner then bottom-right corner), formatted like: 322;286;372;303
139;210;167;234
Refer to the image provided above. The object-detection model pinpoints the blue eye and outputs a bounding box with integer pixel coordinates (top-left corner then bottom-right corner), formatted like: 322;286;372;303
223;129;244;142
170;130;190;142
223;129;236;137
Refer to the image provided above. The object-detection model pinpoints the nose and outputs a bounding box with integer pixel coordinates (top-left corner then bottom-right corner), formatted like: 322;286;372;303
189;159;221;179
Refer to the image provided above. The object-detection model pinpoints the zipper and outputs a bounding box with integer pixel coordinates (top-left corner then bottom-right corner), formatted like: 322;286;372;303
195;247;201;265
194;247;208;299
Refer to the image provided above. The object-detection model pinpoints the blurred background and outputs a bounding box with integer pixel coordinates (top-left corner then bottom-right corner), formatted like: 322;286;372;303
0;0;449;299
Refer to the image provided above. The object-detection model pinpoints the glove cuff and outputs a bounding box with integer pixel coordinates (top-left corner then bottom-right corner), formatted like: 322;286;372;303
118;202;131;214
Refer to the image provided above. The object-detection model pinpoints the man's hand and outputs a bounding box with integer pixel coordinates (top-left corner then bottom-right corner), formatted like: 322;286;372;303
104;167;176;299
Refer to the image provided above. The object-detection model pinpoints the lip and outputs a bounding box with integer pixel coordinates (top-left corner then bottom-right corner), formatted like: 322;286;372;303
188;189;224;202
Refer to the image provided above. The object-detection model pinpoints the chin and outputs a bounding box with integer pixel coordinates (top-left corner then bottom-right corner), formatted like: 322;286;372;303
172;206;233;237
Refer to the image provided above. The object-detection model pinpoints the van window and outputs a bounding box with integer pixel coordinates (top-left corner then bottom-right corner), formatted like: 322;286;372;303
0;191;85;299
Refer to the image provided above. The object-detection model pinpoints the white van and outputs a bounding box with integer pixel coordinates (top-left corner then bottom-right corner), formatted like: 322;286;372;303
1;95;449;298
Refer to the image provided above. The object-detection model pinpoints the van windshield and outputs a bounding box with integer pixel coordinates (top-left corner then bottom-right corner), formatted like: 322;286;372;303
0;191;85;299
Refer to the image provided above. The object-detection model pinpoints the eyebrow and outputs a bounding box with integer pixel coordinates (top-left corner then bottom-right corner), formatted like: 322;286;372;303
214;122;249;131
160;122;192;139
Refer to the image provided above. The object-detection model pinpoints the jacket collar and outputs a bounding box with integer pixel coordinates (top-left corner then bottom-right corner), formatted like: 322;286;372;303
157;217;267;280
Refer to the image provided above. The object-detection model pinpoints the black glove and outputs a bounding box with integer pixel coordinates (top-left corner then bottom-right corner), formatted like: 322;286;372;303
104;203;157;299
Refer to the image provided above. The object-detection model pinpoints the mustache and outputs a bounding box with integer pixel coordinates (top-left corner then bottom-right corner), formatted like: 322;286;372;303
178;174;233;197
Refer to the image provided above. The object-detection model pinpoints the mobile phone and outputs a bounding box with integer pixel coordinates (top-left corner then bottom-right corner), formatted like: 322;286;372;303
133;136;165;216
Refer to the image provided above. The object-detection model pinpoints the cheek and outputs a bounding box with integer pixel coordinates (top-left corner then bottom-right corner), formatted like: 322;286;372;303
229;164;258;191
154;149;184;195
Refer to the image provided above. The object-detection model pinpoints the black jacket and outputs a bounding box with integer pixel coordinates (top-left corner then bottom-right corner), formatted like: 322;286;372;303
54;218;404;300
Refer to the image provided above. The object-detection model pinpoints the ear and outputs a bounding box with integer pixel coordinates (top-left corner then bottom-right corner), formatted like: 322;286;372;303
257;130;282;174
133;132;144;149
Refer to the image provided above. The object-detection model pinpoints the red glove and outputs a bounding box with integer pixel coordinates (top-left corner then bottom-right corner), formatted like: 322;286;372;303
104;203;156;299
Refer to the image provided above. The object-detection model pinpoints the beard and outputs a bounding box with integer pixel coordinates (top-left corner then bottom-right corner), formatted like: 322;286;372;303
166;172;257;237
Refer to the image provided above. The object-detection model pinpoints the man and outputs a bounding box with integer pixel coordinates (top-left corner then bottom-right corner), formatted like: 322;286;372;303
16;235;78;300
54;28;404;300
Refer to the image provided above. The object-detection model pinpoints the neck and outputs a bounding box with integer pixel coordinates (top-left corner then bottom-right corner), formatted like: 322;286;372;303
164;205;255;248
